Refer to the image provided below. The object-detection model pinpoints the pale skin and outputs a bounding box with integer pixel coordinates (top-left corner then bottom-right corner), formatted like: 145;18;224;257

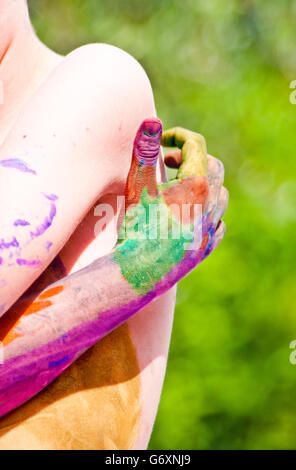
0;0;228;450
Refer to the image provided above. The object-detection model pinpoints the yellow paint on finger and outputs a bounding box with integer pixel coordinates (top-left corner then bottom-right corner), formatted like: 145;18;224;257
177;139;207;178
161;127;208;178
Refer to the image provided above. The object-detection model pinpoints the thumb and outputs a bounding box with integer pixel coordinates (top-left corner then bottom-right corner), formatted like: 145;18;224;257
124;118;162;209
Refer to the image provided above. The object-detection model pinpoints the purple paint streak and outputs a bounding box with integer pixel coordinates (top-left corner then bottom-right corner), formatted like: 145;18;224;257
43;193;58;202
16;258;41;267
45;241;53;251
0;220;215;418
0;159;36;175
0;237;19;250
14;219;30;227
30;202;57;239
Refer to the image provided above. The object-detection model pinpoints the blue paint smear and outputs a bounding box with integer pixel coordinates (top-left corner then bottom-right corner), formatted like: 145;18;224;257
12;374;26;382
48;356;71;368
0;158;36;175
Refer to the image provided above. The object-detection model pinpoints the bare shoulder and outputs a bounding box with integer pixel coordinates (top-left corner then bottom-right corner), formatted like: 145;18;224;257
1;42;158;186
65;43;150;86
60;42;156;127
52;42;157;179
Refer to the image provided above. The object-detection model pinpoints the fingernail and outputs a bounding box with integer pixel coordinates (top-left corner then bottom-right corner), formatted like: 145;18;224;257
134;118;163;167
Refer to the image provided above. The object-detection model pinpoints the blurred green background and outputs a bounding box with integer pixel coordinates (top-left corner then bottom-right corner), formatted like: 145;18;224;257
29;0;296;449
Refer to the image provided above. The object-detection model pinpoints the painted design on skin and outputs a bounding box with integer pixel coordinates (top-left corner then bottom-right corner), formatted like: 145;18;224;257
1;194;58;267
13;220;30;227
16;258;41;267
43;193;58;202
117;125;210;294
0;190;57;268
0;225;215;417
30;194;58;239
161;127;207;177
115;189;195;294
1;298;54;347
0;237;19;250
0;119;227;418
45;241;53;251
0;159;36;175
39;285;64;299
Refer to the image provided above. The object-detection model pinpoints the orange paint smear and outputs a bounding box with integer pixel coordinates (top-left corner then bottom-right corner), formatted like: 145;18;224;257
2;299;52;346
23;300;52;315
0;297;32;343
39;285;64;300
200;234;209;251
0;286;64;346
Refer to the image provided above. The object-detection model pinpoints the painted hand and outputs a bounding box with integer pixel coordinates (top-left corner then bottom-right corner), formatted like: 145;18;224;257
0;118;228;418
114;120;228;296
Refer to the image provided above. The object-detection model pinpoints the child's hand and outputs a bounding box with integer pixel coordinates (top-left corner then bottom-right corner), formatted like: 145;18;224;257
0;120;228;419
114;119;228;295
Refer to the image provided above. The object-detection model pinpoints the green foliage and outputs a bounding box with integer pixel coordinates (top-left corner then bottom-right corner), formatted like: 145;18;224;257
29;0;296;449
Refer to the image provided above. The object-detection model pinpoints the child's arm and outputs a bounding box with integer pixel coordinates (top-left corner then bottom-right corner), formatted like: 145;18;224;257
0;119;227;418
0;44;156;314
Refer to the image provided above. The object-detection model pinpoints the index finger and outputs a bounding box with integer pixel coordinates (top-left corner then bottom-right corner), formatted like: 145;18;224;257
161;127;208;178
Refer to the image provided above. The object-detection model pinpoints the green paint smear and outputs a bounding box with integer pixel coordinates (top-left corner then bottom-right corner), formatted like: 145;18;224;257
114;188;194;295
